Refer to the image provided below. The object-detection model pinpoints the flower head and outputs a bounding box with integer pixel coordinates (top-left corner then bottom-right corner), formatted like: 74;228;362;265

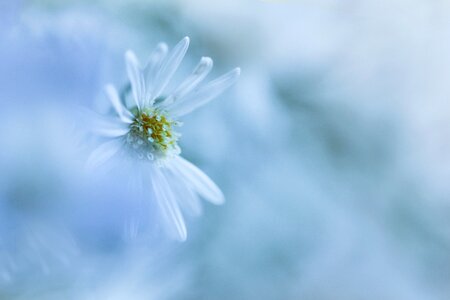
87;37;240;240
126;107;181;161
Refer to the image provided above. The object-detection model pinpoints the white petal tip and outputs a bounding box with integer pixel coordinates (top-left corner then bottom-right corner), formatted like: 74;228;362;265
178;232;187;242
177;36;190;49
210;192;225;205
125;50;139;64
200;56;213;66
173;224;187;241
234;67;241;76
214;197;226;206
125;50;134;58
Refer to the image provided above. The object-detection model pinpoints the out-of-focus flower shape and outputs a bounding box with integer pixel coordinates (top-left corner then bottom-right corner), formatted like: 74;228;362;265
86;36;240;241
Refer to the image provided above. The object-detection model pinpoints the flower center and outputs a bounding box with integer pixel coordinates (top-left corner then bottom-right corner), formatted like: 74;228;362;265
126;108;181;161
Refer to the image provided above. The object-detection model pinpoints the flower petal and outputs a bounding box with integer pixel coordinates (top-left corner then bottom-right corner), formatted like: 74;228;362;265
169;156;225;205
168;68;240;117
151;37;190;102
144;43;169;106
150;166;187;241
161;57;213;108
86;139;122;169
90;113;130;137
125;50;145;110
104;84;134;123
93;127;129;138
80;108;129;137
163;168;203;217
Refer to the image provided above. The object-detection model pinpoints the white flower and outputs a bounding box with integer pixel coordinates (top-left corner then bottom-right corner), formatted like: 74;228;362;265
87;37;240;241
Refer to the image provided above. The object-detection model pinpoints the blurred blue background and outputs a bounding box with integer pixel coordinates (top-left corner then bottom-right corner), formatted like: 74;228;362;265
1;0;450;299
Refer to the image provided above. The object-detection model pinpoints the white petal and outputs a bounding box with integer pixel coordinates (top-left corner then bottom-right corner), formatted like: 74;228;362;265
150;166;187;241
169;68;240;117
161;57;213;107
81;108;129;137
125;50;145;110
91;114;130;137
93;127;128;138
87;139;122;169
104;84;134;123
151;37;190;102
144;43;169;106
169;156;225;205
163;168;203;217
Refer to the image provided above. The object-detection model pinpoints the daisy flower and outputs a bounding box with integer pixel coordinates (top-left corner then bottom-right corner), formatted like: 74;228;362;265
87;37;240;241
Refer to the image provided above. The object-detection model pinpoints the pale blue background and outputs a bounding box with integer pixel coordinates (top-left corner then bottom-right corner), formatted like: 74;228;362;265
1;1;450;299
